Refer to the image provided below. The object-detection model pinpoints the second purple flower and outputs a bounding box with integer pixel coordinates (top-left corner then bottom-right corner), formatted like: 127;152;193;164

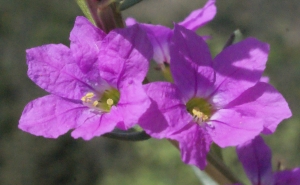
138;25;292;169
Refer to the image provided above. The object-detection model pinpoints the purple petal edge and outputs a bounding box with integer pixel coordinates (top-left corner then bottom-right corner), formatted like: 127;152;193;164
19;95;86;138
236;136;274;185
179;0;217;31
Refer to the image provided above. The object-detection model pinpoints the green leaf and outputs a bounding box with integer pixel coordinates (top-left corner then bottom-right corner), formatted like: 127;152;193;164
223;29;243;49
75;0;95;25
119;0;143;11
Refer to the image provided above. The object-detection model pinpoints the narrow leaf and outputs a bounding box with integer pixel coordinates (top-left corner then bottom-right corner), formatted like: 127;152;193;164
75;0;95;25
119;0;143;11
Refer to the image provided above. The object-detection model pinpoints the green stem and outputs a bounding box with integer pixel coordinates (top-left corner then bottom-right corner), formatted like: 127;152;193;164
76;0;124;32
75;0;95;25
206;152;242;184
86;0;124;33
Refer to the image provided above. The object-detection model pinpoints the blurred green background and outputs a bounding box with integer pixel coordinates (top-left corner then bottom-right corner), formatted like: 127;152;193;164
1;0;300;184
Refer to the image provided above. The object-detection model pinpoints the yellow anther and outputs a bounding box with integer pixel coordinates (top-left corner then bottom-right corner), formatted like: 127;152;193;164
106;98;114;107
192;107;201;117
192;107;209;122
81;92;95;103
92;101;99;107
202;115;209;121
81;97;87;102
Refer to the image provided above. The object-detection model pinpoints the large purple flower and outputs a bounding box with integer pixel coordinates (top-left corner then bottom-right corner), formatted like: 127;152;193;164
237;136;300;185
126;0;216;64
19;16;153;140
138;25;291;169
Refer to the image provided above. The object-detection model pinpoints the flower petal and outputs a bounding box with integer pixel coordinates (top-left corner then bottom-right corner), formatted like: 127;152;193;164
114;82;151;130
125;17;137;26
139;24;172;64
212;37;270;106
274;168;300;185
19;95;87;138
226;82;292;134
27;44;98;100
98;24;153;88
170;124;212;170
236;136;274;185
138;82;192;138
179;0;217;31
170;25;215;100
207;108;263;147
71;109;116;140
69;16;106;74
260;76;270;83
125;18;171;64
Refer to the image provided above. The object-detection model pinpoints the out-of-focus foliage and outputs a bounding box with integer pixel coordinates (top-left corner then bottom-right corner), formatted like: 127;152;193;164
1;0;300;185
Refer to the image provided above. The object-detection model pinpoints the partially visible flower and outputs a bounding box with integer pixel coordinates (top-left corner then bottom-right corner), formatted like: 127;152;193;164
138;25;291;169
19;16;152;140
126;0;216;65
236;136;300;185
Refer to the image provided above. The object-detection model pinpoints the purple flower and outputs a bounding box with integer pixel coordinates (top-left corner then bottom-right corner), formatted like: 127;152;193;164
237;136;300;185
126;0;216;64
19;16;152;140
138;25;291;169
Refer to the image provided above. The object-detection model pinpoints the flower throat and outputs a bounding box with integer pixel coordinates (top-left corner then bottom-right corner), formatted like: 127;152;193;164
81;88;120;112
186;97;214;124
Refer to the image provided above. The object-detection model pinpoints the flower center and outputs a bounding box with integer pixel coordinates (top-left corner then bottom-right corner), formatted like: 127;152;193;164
186;98;214;124
81;88;120;112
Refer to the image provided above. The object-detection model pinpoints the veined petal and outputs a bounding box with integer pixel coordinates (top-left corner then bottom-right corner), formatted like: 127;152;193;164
274;168;300;185
26;44;97;100
19;95;87;138
170;124;212;170
98;24;153;88
207;109;263;147
139;24;172;64
114;82;151;130
70;16;106;44
139;82;192;138
70;16;106;74
125;18;172;64
170;25;214;101
236;136;274;185
226;82;292;134
212;37;270;106
71;109;116;140
179;0;217;31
